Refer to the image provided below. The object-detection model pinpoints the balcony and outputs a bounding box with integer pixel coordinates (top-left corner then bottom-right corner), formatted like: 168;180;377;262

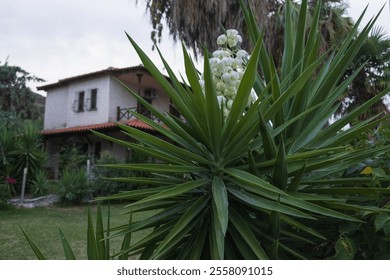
116;106;158;122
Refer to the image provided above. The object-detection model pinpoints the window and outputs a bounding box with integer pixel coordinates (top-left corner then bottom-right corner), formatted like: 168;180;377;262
78;91;85;112
89;88;97;110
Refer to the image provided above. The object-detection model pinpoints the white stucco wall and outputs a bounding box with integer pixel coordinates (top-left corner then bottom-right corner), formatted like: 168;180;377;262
44;87;68;130
67;76;111;127
44;75;113;129
151;87;170;113
140;74;171;114
108;77;138;122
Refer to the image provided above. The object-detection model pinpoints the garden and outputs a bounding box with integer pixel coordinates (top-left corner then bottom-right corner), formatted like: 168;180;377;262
1;0;390;260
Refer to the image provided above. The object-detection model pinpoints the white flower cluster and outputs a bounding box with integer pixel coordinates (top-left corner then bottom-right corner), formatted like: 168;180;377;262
200;29;257;117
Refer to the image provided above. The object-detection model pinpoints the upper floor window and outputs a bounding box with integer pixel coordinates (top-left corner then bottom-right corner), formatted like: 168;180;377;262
73;89;98;112
88;88;98;111
76;91;85;112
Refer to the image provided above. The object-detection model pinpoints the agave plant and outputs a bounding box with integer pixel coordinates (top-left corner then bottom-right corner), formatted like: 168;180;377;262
93;0;390;259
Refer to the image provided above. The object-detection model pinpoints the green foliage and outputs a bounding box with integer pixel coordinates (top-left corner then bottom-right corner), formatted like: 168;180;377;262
0;60;44;120
31;170;51;197
0;182;12;208
90;151;134;197
317;123;390;259
57;169;90;205
58;144;88;172
0;125;15;178
0;119;47;195
11;121;47;184
330;235;357;260
340;26;390;119
90;0;390;259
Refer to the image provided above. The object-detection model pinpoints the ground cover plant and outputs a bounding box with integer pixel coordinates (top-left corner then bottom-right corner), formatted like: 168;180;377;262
90;0;390;260
0;204;150;259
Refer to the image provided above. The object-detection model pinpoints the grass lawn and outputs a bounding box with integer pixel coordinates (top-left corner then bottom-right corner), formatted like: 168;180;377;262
0;203;150;260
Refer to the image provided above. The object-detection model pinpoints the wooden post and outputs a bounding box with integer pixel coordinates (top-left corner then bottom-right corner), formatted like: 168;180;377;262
87;159;91;179
20;167;28;204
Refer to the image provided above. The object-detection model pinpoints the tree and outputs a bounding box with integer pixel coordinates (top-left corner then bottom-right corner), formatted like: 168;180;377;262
142;0;353;57
0;60;44;120
314;0;354;50
143;0;278;58
340;27;390;120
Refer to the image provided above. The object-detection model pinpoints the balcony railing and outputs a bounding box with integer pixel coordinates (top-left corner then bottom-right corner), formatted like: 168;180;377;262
117;106;136;121
117;106;158;122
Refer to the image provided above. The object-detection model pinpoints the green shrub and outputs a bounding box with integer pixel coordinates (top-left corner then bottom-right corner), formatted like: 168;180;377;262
31;170;51;197
90;151;135;196
0;120;46;195
320;123;390;259
57;169;90;205
0;176;16;209
58;144;88;172
0;183;11;208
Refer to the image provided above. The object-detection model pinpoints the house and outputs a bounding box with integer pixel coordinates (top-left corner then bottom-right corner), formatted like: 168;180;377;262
38;65;177;179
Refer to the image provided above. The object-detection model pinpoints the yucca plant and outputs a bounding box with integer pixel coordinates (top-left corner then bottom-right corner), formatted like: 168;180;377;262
57;169;91;205
93;0;390;259
31;170;50;197
12;121;46;184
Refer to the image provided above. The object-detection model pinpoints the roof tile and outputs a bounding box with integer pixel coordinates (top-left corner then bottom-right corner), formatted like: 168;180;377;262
41;119;153;136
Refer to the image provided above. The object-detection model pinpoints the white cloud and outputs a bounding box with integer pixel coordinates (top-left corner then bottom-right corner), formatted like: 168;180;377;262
347;0;390;33
1;0;388;95
0;0;183;92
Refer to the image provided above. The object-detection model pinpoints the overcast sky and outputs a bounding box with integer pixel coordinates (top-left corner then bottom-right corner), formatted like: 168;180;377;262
1;0;389;95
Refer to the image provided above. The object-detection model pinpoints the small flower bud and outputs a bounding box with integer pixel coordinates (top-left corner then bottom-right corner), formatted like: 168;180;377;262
217;34;227;45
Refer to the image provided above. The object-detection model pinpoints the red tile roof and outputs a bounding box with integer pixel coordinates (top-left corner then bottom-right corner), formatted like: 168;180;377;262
37;65;149;91
41;119;153;136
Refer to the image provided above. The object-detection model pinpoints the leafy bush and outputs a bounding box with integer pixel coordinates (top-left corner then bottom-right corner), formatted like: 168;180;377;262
0;177;16;209
57;169;90;205
58;144;88;172
0;182;11;208
0;119;46;194
31;170;51;197
90;151;135;196
319;123;390;259
90;0;390;260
